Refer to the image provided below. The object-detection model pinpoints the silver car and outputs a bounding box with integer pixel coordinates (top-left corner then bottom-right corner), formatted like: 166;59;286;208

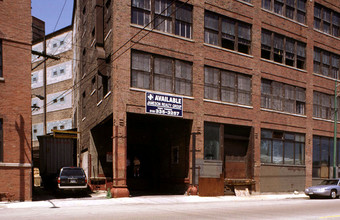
305;179;340;199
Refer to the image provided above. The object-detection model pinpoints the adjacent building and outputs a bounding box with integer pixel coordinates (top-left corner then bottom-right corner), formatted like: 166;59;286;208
73;0;340;196
31;26;74;182
0;0;32;201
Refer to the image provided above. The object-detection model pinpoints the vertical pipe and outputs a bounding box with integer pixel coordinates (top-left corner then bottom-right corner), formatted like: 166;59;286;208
334;80;337;178
192;133;196;186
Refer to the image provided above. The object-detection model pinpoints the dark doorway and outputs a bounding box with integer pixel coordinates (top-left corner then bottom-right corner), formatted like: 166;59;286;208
91;115;113;179
224;124;252;179
127;113;192;195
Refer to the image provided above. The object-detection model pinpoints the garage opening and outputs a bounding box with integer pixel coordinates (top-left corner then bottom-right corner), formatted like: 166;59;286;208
127;113;192;196
224;124;253;179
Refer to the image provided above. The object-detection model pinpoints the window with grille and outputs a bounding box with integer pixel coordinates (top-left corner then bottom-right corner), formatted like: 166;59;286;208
314;47;339;79
204;66;252;106
261;79;306;115
262;0;306;24
205;11;252;54
131;0;192;39
261;29;306;70
314;3;340;38
261;129;305;165
313;91;340;121
131;50;192;96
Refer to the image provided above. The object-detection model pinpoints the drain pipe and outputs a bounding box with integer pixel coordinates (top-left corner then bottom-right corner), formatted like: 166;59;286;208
188;132;200;195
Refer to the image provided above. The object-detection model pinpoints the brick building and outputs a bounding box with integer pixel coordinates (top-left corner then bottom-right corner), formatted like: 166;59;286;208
31;26;74;184
0;1;32;201
73;0;340;196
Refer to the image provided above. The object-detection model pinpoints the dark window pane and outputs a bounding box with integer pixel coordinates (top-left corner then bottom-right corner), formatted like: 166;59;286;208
261;139;272;163
204;123;220;160
262;0;271;10
205;12;219;30
273;140;283;164
284;141;294;164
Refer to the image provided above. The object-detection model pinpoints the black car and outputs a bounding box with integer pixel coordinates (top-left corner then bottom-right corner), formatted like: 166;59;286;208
58;167;88;191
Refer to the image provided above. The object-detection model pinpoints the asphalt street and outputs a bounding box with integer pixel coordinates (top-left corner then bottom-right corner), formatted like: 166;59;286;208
1;193;340;219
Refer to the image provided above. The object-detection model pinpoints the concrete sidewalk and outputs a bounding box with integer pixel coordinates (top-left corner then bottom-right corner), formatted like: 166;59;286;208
0;192;308;209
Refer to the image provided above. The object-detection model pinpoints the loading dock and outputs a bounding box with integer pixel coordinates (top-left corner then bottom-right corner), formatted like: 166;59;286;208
126;113;192;195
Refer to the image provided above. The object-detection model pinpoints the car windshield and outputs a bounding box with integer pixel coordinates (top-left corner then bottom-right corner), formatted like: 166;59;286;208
320;180;339;185
61;168;84;176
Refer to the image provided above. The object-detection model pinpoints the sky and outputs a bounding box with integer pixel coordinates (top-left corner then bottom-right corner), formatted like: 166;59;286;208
31;0;74;35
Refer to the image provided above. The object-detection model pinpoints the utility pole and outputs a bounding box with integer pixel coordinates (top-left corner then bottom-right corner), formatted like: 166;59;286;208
43;36;47;135
334;80;338;178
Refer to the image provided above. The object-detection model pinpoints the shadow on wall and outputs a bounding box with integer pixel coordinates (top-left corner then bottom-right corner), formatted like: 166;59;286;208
15;114;31;201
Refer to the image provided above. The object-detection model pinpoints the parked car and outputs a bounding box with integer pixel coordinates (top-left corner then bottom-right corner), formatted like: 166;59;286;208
305;179;340;199
58;167;88;192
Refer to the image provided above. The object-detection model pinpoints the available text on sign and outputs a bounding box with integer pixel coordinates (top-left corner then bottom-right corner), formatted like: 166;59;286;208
145;92;183;117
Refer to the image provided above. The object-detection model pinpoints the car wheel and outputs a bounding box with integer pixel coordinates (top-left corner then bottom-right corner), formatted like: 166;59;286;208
330;190;337;199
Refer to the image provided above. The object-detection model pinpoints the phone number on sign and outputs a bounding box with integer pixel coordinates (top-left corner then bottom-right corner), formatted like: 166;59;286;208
155;109;180;116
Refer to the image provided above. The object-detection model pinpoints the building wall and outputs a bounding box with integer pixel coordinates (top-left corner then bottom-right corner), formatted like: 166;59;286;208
31;28;74;160
0;0;32;201
75;0;340;193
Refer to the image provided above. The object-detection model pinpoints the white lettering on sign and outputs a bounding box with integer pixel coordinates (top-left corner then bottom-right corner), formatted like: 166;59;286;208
154;95;182;104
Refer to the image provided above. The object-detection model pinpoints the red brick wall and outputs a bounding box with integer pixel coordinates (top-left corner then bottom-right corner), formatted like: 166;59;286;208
0;0;32;201
77;0;340;193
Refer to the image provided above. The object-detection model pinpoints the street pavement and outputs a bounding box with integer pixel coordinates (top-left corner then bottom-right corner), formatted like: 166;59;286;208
0;191;307;209
3;192;340;219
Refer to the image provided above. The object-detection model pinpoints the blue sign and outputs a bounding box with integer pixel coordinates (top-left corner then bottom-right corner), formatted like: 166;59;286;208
145;92;183;117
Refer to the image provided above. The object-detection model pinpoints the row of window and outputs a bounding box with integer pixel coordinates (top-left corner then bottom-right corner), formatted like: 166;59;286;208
261;129;305;165
262;0;306;24
131;50;340;120
131;0;192;38
314;3;340;38
131;1;340;72
203;122;340;171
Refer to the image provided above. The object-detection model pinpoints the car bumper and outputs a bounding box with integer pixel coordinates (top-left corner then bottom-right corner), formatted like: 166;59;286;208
305;190;331;197
58;184;88;190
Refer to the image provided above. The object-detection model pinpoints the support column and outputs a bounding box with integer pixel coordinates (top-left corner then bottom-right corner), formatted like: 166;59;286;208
111;122;129;198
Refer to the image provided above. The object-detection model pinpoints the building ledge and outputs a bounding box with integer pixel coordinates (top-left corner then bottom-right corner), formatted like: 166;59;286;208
0;163;31;168
204;43;254;58
204;99;253;109
0;77;4;82
130;24;195;43
261;108;307;118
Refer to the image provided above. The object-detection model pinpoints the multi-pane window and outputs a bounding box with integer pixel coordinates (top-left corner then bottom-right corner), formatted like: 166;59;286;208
261;29;306;69
131;50;192;96
0;40;2;77
313;91;340;121
313;136;340;178
131;0;192;39
262;0;306;24
204;11;252;54
204;66;252;106
314;47;340;79
261;129;305;165
0;119;2;162
314;3;340;38
261;79;306;115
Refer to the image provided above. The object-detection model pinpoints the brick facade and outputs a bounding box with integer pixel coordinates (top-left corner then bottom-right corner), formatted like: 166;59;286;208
0;0;32;201
74;0;340;195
